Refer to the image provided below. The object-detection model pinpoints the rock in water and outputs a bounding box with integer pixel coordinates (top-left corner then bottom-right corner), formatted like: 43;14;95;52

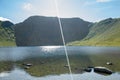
94;67;113;74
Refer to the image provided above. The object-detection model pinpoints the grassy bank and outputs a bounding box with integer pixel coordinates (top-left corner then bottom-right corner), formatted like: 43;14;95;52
0;41;16;46
67;40;120;46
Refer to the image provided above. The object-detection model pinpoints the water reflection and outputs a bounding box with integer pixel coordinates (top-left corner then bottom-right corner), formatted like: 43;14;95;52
0;68;120;80
0;46;66;61
0;46;120;61
41;46;62;52
0;46;120;79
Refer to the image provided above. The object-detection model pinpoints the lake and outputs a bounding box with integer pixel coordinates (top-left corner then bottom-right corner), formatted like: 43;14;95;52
0;46;120;80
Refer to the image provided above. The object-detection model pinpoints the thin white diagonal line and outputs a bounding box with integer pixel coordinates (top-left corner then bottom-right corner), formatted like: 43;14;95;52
54;0;74;80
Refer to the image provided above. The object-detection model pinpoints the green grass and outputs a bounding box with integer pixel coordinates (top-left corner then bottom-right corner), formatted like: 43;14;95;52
67;18;120;46
67;40;120;46
0;61;13;72
0;41;16;46
0;21;15;47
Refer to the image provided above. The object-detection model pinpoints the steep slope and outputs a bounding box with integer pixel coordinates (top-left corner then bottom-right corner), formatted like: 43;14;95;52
0;21;15;46
68;18;120;46
15;16;91;46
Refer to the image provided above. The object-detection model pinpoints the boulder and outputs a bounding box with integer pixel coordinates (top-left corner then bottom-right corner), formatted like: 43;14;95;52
94;67;113;74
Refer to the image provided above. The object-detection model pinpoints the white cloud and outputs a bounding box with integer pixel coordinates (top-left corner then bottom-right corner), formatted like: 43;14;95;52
83;0;112;6
21;1;58;17
23;3;33;11
0;17;11;21
96;0;112;3
83;1;96;6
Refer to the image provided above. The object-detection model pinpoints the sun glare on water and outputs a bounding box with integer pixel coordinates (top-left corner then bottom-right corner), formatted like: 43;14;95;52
41;46;62;52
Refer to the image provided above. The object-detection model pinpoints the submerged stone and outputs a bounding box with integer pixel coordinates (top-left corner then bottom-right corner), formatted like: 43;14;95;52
64;65;69;68
23;63;33;67
106;62;113;65
84;68;92;72
24;66;30;69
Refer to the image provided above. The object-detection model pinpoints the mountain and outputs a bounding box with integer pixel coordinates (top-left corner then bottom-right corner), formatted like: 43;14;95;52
15;16;91;46
68;18;120;46
0;20;15;46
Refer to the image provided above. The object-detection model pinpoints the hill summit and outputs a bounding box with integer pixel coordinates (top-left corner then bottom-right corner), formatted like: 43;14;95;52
68;18;120;46
0;20;15;46
15;16;91;46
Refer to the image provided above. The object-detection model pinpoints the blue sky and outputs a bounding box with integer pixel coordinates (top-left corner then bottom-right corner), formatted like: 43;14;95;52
0;0;120;23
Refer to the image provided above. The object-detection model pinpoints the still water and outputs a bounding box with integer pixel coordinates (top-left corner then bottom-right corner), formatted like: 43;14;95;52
0;46;120;61
0;46;120;80
0;68;120;80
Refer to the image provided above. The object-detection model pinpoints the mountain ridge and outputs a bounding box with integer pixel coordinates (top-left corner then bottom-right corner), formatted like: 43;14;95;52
0;20;15;46
68;18;120;46
1;16;120;46
15;16;91;46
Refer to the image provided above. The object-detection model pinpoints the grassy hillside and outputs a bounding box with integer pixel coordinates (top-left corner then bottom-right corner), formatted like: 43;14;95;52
0;21;16;46
68;18;120;46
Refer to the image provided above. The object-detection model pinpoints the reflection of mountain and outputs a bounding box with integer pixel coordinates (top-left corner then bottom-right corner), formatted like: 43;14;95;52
0;20;15;46
68;18;120;46
15;16;91;46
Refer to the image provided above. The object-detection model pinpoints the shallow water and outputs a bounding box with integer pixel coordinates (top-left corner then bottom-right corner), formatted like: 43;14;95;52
0;68;120;80
0;46;120;80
